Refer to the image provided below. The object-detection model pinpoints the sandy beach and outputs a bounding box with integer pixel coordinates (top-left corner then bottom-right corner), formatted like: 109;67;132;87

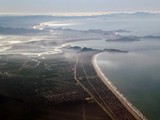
91;53;147;120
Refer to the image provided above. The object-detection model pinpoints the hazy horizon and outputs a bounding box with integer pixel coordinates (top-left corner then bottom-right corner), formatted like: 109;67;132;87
0;0;160;14
0;11;160;17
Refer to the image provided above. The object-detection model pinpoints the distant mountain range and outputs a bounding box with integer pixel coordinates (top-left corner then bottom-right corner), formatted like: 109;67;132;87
0;12;160;18
95;12;160;18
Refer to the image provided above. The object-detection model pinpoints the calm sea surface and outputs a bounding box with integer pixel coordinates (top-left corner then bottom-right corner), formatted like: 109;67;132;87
69;16;160;120
1;15;160;120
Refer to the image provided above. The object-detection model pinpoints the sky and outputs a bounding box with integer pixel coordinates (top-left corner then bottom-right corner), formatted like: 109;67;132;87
0;0;160;15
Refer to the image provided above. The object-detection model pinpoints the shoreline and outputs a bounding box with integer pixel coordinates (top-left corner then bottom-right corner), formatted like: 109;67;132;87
91;52;147;120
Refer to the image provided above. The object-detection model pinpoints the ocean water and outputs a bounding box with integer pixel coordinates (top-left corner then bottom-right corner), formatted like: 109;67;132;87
1;14;160;120
68;15;160;120
97;51;160;120
70;40;160;120
51;16;160;36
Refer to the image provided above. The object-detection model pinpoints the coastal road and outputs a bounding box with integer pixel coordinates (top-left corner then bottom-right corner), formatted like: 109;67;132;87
74;53;116;120
73;51;147;120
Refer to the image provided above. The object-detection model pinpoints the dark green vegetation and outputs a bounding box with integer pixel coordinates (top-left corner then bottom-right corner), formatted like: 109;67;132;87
0;49;88;103
1;13;159;119
0;48;112;120
104;49;128;53
0;96;110;120
0;46;105;104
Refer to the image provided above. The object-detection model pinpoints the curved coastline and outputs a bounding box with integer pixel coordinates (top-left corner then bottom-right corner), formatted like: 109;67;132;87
91;52;148;120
